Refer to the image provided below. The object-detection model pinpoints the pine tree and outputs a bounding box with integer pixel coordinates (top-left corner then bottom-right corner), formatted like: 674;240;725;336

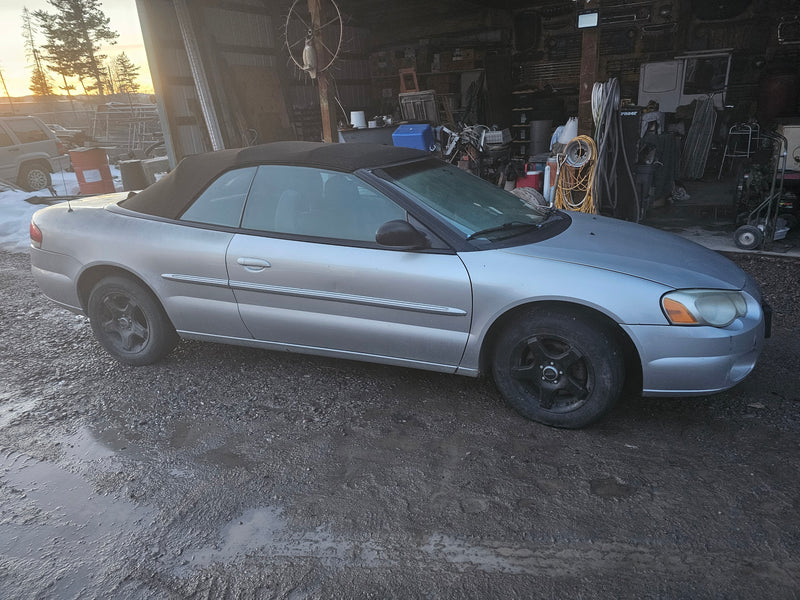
113;52;140;96
22;8;54;96
34;0;118;97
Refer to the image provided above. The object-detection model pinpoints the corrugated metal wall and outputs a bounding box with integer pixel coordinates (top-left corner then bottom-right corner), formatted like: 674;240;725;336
136;0;375;162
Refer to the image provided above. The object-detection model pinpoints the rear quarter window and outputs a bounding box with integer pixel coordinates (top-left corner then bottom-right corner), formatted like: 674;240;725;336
179;167;257;227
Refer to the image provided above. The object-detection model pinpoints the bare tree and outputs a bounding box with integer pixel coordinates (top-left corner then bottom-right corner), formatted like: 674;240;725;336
22;7;55;97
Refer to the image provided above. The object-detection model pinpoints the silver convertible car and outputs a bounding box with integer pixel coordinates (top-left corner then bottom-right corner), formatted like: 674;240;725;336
30;142;769;428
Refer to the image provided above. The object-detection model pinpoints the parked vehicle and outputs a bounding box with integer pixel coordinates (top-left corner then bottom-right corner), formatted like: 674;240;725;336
29;142;769;428
46;123;86;147
0;115;70;191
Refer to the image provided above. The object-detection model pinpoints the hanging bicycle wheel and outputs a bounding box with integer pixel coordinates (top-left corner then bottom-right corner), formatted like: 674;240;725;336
284;0;343;75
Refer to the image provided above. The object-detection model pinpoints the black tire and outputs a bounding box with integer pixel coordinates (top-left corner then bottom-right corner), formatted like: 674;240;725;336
19;162;52;191
492;307;625;428
734;224;763;250
88;276;178;366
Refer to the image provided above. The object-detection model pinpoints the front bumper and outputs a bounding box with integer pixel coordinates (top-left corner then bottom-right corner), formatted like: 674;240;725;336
624;299;765;397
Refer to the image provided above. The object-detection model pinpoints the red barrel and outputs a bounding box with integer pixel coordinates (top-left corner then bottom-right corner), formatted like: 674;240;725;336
69;148;115;195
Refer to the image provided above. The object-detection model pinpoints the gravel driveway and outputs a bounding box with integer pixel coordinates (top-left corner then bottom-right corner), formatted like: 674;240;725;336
1;249;798;599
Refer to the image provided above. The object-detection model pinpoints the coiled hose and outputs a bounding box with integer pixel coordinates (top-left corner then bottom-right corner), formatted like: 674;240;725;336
554;135;598;213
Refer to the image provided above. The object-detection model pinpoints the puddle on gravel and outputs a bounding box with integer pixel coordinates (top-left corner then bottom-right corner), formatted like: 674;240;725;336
178;510;558;576
0;428;154;597
177;506;389;574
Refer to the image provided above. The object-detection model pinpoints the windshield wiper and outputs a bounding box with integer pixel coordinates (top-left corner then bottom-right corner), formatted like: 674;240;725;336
466;220;540;241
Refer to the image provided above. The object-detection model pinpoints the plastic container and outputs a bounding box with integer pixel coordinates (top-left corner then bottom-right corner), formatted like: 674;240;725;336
515;165;544;192
529;120;552;155
350;111;367;128
119;160;148;191
69;148;115;194
392;124;434;151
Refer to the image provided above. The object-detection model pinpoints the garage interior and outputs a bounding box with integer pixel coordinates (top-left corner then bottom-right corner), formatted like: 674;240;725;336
134;0;800;249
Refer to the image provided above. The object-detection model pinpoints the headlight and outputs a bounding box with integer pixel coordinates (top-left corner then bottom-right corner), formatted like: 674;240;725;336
661;290;748;327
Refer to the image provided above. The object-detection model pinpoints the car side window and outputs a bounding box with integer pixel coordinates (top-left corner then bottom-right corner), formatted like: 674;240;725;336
6;119;49;143
180;167;256;227
241;165;407;243
0;126;14;147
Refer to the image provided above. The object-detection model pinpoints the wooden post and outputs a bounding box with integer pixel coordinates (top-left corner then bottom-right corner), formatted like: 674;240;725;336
308;0;339;143
578;6;599;136
0;69;15;113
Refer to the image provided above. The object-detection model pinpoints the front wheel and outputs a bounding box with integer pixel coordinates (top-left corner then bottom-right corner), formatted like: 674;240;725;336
88;276;178;366
492;307;625;428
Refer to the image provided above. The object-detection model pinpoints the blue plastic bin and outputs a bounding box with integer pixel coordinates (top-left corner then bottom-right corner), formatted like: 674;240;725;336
392;124;434;151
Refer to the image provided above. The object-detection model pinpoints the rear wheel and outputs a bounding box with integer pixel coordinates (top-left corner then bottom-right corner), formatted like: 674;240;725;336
88;276;178;365
19;162;52;191
492;307;624;428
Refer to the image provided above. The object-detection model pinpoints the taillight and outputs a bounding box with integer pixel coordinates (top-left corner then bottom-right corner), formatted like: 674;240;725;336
30;220;43;248
56;140;66;155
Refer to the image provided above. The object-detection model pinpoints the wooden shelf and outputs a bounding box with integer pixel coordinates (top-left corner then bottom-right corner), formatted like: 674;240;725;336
372;68;485;80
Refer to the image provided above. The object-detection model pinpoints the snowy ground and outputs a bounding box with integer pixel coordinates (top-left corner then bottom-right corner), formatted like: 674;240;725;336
0;167;122;254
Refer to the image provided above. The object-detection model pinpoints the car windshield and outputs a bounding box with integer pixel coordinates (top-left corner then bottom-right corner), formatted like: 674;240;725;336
379;159;550;240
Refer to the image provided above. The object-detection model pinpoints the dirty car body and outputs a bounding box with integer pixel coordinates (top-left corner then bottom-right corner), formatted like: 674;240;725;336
29;142;767;428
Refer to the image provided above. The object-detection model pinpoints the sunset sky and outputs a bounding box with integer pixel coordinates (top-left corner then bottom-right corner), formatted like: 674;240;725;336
0;0;153;97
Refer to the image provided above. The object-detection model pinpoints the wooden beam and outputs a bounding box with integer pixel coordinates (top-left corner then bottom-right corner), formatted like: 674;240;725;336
309;0;339;143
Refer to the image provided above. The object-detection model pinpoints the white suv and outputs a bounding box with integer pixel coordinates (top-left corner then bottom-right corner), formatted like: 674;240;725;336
0;115;71;191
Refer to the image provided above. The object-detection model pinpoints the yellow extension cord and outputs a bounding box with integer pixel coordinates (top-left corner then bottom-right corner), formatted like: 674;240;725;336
554;135;598;214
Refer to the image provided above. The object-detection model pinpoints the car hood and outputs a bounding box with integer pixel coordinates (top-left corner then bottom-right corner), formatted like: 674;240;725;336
501;212;747;290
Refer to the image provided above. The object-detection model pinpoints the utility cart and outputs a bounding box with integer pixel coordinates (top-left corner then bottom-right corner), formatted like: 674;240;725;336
733;131;792;250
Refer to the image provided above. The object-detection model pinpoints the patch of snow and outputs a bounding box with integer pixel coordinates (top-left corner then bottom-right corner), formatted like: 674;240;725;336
0;167;122;254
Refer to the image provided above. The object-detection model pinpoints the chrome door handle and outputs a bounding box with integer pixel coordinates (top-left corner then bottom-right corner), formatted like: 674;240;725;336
237;257;271;271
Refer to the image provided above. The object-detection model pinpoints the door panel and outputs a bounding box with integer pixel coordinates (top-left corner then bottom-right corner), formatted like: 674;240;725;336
226;235;472;368
98;211;249;338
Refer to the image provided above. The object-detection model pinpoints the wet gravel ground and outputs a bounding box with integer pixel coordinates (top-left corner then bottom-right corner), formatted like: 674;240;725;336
1;249;799;599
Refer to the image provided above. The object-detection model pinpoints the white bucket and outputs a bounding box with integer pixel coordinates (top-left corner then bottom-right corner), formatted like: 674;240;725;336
350;111;367;129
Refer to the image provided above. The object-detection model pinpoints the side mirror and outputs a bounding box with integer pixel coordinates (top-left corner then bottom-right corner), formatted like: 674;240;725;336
375;220;430;250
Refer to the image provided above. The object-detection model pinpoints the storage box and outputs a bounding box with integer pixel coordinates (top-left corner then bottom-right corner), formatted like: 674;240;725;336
484;128;512;144
399;90;438;124
392;124;434;151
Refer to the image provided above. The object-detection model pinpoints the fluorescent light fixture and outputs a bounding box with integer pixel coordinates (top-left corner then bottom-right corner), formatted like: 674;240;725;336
577;11;599;28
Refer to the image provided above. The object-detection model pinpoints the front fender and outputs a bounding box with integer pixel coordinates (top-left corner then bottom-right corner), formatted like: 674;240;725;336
457;249;672;373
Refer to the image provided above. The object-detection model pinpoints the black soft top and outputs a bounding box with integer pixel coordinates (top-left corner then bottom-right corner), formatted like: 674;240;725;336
120;141;429;219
